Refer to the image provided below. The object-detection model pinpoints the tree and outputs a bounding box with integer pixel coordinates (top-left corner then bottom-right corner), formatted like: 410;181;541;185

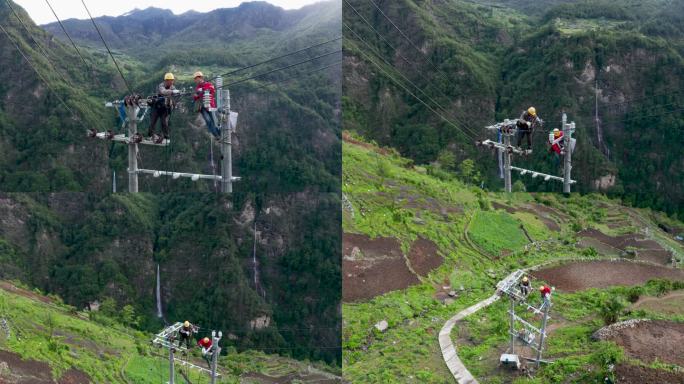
436;149;456;171
459;159;481;185
599;296;625;325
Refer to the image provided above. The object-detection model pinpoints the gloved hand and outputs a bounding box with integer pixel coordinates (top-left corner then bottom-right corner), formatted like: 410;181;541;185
172;89;180;95
526;121;531;127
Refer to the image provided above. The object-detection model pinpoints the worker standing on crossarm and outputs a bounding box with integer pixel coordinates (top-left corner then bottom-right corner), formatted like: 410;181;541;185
178;320;196;350
148;72;179;144
198;336;213;368
517;107;542;151
519;276;531;297
192;71;220;139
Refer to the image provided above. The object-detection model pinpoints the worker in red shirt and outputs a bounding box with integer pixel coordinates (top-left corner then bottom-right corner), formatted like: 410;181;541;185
198;336;213;368
549;128;565;168
192;71;220;139
539;285;552;310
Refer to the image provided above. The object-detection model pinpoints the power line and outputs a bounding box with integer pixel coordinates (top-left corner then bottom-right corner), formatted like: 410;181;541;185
181;49;342;96
4;0;70;85
0;22;86;130
215;36;342;81
345;24;472;141
344;21;480;140
80;0;134;94
44;0;92;72
343;0;480;138
251;60;342;91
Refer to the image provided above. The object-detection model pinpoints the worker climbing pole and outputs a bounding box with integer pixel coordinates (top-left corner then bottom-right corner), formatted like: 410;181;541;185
87;72;240;193
477;112;577;193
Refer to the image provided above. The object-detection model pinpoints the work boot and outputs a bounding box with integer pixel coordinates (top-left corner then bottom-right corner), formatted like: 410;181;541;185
154;135;164;144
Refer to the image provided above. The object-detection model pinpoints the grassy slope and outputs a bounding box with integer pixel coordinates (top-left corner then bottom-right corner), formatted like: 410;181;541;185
341;134;684;383
0;282;339;383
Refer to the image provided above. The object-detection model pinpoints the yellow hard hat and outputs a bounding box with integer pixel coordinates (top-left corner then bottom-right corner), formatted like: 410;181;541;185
553;128;561;137
183;321;190;327
528;107;536;116
522;276;528;282
203;337;210;343
539;285;545;291
193;71;204;79
164;72;174;80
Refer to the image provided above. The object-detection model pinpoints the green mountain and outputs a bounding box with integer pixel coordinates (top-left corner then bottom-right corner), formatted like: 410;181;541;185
342;0;684;218
341;134;684;383
0;0;341;195
0;278;341;383
0;192;341;365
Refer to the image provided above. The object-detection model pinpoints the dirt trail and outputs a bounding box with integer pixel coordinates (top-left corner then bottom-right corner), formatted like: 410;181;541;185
532;260;684;291
633;291;684;315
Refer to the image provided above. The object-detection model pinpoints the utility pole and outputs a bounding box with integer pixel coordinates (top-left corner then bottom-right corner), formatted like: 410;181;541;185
168;347;175;384
503;134;512;193
216;76;233;194
562;113;575;194
210;330;223;384
127;102;139;193
536;298;552;367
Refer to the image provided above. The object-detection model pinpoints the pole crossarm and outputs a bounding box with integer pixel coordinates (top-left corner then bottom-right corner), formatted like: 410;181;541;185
174;357;220;376
477;139;528;155
511;166;576;184
137;169;241;182
87;131;170;146
153;322;188;351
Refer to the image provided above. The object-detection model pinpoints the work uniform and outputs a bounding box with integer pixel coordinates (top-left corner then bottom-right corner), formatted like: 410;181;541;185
519;280;530;296
193;80;219;138
178;324;194;349
148;82;177;141
517;110;540;149
198;337;213;367
539;285;552;309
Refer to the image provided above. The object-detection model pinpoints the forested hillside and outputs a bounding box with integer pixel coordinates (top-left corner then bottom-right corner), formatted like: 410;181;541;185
343;0;683;218
0;192;341;365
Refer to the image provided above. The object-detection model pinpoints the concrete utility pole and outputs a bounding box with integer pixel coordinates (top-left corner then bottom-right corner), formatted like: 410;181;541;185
536;298;552;367
562;113;575;194
504;134;512;193
127;103;139;193
210;330;223;384
216;76;233;193
168;347;175;384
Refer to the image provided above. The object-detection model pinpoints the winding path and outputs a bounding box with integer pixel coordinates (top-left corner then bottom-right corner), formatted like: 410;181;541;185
439;293;500;384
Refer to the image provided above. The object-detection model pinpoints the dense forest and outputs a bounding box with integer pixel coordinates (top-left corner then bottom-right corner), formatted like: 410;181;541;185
343;0;684;218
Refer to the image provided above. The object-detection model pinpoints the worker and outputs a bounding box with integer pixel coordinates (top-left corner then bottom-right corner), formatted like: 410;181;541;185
148;72;180;144
178;320;196;350
192;71;220;139
519;276;531;297
198;336;213;368
516;107;542;151
539;285;552;310
549;128;565;168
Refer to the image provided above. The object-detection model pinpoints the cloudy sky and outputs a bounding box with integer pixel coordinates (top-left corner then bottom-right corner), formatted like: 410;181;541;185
14;0;323;25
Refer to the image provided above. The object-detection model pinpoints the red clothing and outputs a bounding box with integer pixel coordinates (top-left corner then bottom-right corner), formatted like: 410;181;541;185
193;81;216;108
198;338;212;349
550;132;564;154
539;285;551;298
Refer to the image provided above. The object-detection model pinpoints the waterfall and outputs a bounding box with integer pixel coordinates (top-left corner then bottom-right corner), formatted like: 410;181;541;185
156;263;163;318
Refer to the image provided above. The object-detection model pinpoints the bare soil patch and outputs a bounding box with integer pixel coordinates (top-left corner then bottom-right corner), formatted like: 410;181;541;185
0;349;53;383
614;363;684;384
577;229;672;264
0;282;53;304
241;372;340;383
342;131;390;156
57;369;91;384
343;233;419;302
601;320;684;366
407;237;443;277
531;261;684;291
